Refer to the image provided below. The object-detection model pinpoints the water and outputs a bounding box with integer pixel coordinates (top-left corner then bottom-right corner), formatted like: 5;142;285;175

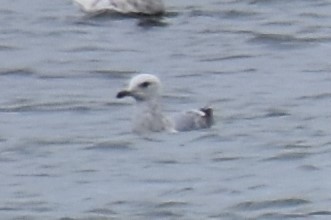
1;0;331;219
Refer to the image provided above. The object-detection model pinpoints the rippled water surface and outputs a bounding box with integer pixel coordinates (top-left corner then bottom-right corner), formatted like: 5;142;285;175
1;0;331;219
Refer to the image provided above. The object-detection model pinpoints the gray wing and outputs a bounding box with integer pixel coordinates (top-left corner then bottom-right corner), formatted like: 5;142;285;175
172;107;214;132
73;0;164;15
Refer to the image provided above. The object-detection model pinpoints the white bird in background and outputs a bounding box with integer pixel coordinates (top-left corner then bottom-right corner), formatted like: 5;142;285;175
73;0;165;15
116;74;214;134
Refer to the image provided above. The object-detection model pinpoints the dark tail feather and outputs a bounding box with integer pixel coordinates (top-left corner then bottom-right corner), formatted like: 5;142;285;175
200;107;214;127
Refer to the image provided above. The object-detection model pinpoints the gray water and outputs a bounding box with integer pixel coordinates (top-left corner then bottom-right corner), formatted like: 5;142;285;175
1;0;331;219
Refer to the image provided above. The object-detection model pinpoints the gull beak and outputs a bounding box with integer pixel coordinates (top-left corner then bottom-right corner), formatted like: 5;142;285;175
116;90;132;99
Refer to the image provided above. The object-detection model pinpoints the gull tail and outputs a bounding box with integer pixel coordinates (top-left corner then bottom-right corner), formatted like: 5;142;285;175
200;106;214;128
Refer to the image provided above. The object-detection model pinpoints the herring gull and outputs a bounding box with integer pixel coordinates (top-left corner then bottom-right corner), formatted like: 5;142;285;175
73;0;165;15
116;74;214;134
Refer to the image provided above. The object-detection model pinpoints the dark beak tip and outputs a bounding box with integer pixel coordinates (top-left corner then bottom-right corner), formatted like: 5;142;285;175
116;90;130;99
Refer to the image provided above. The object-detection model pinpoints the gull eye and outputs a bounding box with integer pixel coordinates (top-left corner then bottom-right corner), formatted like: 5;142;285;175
140;81;151;88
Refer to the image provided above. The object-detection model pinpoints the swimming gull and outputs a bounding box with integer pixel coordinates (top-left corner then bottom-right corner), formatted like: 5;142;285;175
73;0;165;15
116;74;214;134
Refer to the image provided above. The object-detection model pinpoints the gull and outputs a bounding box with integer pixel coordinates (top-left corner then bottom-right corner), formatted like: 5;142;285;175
73;0;165;15
116;74;214;134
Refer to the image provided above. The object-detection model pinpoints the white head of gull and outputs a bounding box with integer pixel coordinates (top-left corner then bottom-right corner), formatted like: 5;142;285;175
116;74;214;134
73;0;165;15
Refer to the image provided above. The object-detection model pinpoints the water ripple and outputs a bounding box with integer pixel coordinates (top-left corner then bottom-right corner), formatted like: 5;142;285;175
87;208;117;215
0;45;19;51
264;108;290;118
248;33;324;48
0;68;36;77
263;151;312;161
232;198;310;211
309;211;331;216
212;156;244;162
0;101;104;113
84;140;134;151
255;212;307;219
299;93;331;101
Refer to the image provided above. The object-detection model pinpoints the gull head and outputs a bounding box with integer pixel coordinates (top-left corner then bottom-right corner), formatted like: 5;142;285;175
116;74;162;102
